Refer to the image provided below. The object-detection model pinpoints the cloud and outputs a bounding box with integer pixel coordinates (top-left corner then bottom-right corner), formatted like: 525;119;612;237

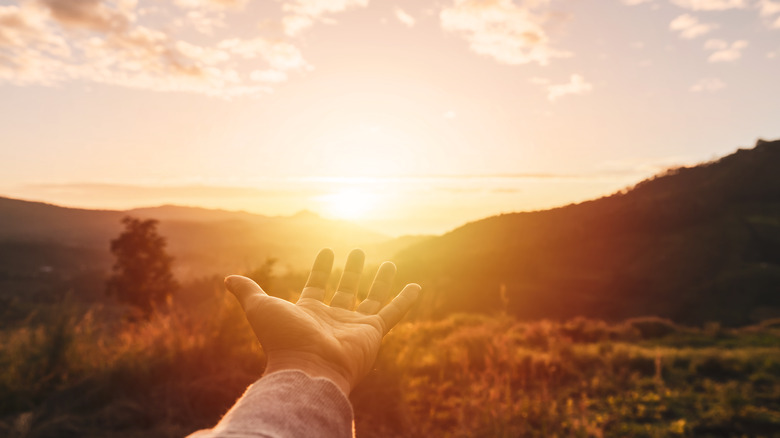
180;10;226;35
690;77;725;92
439;0;570;66
37;0;132;32
759;0;780;15
395;8;415;27
11;183;287;211
704;38;748;62
0;0;310;97
621;0;654;4
0;3;73;85
282;14;315;36
546;74;593;101
73;26;264;96
757;0;780;27
218;38;309;71
283;0;369;17
669;0;747;11
281;0;369;36
250;69;287;83
669;14;718;39
173;0;247;10
0;5;61;50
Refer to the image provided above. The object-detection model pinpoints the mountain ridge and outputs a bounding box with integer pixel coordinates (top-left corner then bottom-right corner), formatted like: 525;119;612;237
394;138;780;326
2;138;778;325
0;196;393;280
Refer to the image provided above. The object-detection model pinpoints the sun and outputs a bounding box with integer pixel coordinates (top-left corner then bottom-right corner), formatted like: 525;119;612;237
318;188;377;221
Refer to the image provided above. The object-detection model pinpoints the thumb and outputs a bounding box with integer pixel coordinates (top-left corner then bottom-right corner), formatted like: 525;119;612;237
225;275;267;309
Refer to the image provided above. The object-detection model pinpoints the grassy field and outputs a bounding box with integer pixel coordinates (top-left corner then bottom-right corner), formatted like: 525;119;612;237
1;283;779;437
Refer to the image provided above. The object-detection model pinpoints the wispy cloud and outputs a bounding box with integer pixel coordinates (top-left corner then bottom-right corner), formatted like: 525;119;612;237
690;77;726;92
281;0;369;36
395;8;415;27
174;0;248;10
546;74;593;101
439;0;570;66
177;10;226;35
759;0;780;15
669;14;718;39
250;69;287;83
621;0;654;5
670;0;747;11
757;0;780;27
18;182;283;200
705;38;748;62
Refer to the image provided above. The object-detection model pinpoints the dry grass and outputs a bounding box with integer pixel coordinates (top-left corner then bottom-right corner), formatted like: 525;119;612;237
2;290;779;437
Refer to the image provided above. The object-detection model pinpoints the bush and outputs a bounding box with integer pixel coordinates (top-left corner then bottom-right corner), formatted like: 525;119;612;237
626;316;680;339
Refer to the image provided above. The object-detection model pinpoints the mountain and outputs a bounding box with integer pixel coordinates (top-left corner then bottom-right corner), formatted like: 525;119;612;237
0;198;390;288
0;197;124;248
4;139;779;326
394;139;780;326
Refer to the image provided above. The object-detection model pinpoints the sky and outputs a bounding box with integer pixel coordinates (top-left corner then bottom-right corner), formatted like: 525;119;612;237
1;0;779;236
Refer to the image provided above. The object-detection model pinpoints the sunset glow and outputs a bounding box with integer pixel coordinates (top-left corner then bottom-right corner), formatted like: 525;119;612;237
1;0;779;235
318;187;378;221
2;3;780;433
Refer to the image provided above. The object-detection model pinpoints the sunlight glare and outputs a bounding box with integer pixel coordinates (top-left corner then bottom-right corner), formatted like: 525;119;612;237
319;188;377;221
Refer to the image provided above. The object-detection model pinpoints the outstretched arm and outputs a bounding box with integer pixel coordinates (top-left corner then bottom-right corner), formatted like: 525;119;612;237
189;248;420;438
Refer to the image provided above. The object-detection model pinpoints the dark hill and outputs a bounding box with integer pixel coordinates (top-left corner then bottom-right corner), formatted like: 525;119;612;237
394;139;780;326
0;198;389;290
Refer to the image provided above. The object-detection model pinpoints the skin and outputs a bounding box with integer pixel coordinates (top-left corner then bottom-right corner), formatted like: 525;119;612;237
225;248;421;395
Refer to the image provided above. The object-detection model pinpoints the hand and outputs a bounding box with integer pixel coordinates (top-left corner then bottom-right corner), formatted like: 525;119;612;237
225;248;420;395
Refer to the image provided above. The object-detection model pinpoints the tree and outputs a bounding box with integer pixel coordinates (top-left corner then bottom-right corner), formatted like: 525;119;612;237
107;216;178;317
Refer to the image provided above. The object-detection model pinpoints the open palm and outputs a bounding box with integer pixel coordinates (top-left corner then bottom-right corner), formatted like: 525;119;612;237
226;248;420;395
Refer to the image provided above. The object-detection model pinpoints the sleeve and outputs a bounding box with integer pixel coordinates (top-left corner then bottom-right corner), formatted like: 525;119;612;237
186;370;355;438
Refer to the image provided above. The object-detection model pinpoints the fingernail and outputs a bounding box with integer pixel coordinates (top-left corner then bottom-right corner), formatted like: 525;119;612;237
408;283;421;299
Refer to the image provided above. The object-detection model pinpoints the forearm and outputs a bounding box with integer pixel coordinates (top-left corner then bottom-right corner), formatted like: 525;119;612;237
187;370;354;438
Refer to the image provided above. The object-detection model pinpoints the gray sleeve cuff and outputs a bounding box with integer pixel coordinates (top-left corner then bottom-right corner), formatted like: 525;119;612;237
187;370;354;438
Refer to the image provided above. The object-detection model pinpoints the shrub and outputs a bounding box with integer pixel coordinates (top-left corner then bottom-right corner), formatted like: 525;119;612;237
626;316;680;339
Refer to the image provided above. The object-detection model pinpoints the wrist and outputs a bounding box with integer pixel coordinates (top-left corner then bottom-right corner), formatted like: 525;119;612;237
264;352;352;396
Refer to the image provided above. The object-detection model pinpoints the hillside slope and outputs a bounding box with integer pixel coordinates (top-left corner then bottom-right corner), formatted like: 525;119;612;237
0;199;389;283
395;139;780;325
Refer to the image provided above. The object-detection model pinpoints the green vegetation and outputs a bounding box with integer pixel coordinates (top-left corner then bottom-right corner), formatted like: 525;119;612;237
356;315;780;437
2;286;778;437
